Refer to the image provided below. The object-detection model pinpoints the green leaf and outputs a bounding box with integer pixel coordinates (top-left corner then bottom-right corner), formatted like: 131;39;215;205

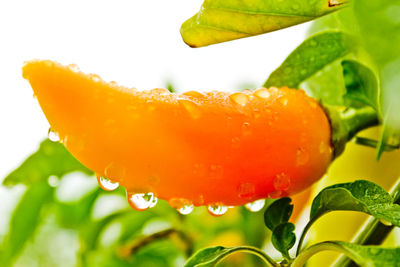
264;31;353;89
180;0;346;47
264;197;293;231
3;139;92;186
310;180;400;226
184;246;275;267
55;188;102;228
0;181;53;265
294;241;400;267
271;223;296;261
352;0;400;158
342;60;379;111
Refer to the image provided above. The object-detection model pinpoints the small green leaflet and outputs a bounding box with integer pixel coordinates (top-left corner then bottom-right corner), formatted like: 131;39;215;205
295;241;400;267
264;197;293;231
342;60;379;111
184;246;275;267
310;180;400;227
180;0;345;47
0;181;53;266
264;31;353;89
271;223;296;261
3;139;92;186
264;198;296;260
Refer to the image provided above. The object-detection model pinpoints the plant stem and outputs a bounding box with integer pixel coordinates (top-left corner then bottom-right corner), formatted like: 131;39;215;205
296;217;317;256
292;241;359;267
333;178;400;267
324;106;379;158
216;246;280;267
354;137;399;151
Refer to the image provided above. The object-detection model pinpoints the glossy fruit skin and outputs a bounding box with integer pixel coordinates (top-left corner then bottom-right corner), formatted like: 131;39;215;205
23;60;332;207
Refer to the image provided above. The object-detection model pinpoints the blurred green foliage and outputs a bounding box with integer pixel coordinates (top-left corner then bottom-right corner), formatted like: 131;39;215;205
1;140;269;267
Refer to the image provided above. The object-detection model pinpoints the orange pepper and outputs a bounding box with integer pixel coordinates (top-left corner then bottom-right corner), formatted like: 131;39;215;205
22;60;332;211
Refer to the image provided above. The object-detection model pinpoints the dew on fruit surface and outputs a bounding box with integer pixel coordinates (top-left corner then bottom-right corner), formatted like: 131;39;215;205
68;64;80;72
319;141;331;154
231;137;241;149
91;74;101;82
178;205;194;215
182;91;205;98
96;175;119;191
296;148;309;166
178;99;202;119
238;182;256;199
208;205;228;216
230;92;249;106
127;192;158;211
268;190;282;199
48;128;60;142
241;122;251;136
245;199;265;212
279;97;288;106
105;162;126;180
274;173;291;191
151;88;170;95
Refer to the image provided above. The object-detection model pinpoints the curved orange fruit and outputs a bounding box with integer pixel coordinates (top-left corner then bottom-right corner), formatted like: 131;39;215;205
22;60;332;209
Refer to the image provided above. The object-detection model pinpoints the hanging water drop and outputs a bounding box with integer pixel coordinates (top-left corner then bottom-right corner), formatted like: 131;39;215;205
245;199;265;212
48;128;60;142
97;175;119;191
127;192;158;211
208;205;228;216
178;205;194;215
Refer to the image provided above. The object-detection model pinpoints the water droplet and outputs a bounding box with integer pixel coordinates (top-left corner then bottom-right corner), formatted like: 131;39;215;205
380;219;392;226
279;97;288;106
178;205;194;215
254;88;270;99
319;141;331;154
97;175;119;191
208;205;228;216
91;74;101;82
182;91;205;98
230;93;249;106
151;88;170;95
296;148;309;166
241;122;251;136
308;99;318;109
48;175;59;187
68;64;80;72
179;99;202;119
238;182;255;199
268;190;282;199
274;173;291;191
127;192;158;211
231;137;241;149
245;199;265;212
105;162;126;180
48;128;60;142
193;195;205;206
